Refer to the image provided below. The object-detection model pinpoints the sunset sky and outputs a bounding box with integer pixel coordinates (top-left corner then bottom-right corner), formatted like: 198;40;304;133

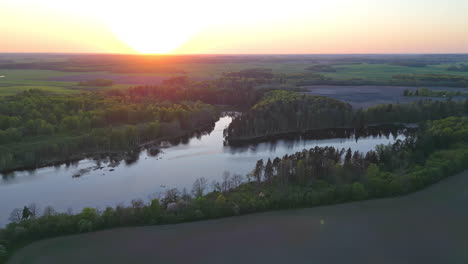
1;0;467;54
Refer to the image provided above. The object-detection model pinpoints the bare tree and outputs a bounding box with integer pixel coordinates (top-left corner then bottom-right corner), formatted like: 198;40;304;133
131;199;145;209
181;187;191;201
27;203;38;218
43;206;56;217
67;208;74;215
192;177;208;197
221;171;231;192
231;174;244;188
163;188;180;205
211;180;222;192
8;208;22;223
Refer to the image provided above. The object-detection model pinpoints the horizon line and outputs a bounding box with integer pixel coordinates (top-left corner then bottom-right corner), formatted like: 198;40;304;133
1;52;468;56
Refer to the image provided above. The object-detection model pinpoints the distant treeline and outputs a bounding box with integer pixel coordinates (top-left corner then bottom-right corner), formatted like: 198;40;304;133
305;64;337;72
389;61;428;67
292;73;468;88
2;54;468;73
113;70;292;107
225;91;468;142
447;64;468;72
403;88;468;97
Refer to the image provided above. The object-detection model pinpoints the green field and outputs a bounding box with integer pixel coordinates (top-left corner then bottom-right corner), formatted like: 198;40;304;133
0;70;131;96
323;63;468;81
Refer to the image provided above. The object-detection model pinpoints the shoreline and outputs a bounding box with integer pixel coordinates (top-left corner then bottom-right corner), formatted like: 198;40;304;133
0;122;216;175
225;123;417;146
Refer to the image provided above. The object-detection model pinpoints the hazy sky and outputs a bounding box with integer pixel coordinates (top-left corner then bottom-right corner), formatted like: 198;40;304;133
1;0;467;54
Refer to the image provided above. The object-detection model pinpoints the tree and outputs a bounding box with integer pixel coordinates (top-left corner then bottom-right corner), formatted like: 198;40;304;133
297;159;307;184
163;188;180;205
80;207;99;224
192;177;208;197
221;171;231;192
21;206;32;220
351;182;368;200
264;159;274;183
43;206;56;217
253;159;264;183
8;208;22;223
231;174;244;188
344;148;352;165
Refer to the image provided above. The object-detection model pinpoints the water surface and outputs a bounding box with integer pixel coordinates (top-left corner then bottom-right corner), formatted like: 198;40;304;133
0;116;405;225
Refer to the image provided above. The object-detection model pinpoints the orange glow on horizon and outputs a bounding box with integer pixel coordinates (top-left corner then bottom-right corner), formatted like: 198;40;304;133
1;0;468;54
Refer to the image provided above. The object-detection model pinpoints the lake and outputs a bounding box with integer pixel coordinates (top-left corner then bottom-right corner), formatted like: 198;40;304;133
0;116;407;226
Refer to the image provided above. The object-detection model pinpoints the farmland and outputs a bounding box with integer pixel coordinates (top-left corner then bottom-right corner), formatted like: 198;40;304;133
1;54;468;96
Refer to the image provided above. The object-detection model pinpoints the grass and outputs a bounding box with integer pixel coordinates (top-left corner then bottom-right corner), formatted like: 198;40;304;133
0;70;132;96
322;63;468;81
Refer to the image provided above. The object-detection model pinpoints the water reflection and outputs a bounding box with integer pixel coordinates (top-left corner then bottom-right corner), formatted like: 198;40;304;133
225;126;414;154
0;115;412;226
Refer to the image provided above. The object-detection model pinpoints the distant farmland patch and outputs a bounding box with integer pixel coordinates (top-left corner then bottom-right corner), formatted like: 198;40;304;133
304;85;468;108
50;74;167;85
49;74;213;85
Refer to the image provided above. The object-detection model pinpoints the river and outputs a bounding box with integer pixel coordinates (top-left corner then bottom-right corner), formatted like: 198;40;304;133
0;116;407;226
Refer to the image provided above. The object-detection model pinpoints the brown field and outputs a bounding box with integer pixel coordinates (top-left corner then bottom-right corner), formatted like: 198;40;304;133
9;171;468;264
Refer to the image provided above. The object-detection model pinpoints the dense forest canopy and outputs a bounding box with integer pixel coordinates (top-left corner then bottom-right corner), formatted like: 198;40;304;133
225;91;353;142
225;91;468;142
0;89;218;172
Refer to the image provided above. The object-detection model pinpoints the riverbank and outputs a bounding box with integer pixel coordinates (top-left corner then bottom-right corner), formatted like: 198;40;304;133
0;122;216;175
8;170;468;264
225;124;415;145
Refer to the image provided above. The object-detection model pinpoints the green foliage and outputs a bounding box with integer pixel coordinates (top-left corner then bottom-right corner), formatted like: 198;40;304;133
393;74;468;87
351;183;368;200
403;88;467;97
226;91;468;142
0;89;218;172
226;91;353;141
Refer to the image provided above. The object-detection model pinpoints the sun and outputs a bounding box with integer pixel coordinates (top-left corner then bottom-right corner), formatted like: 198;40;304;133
103;2;205;54
110;22;195;54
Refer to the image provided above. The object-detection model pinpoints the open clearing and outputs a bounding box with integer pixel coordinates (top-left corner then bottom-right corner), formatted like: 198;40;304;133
9;171;468;264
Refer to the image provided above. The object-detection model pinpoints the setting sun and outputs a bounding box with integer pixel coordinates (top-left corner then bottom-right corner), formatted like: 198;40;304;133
108;19;196;54
104;1;205;54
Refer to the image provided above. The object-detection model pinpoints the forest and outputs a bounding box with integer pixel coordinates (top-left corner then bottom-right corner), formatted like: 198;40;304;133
0;89;218;172
0;70;295;172
225;90;468;142
1;115;467;263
